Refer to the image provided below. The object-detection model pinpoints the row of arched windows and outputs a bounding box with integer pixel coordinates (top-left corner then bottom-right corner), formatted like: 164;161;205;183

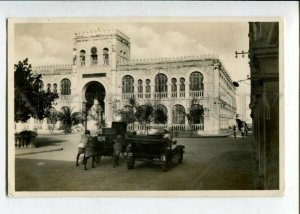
122;104;204;124
122;72;204;94
37;79;71;95
80;47;109;66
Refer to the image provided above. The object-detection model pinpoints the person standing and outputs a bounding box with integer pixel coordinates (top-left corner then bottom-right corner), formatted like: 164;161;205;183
245;123;248;136
76;130;91;166
233;125;237;138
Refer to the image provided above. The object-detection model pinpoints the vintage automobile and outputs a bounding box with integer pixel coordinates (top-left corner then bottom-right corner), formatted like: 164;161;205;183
124;134;185;171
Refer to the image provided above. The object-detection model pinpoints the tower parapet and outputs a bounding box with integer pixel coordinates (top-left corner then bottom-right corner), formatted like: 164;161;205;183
74;29;130;42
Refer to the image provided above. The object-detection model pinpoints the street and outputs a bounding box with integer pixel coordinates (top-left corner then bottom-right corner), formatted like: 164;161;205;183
15;133;256;191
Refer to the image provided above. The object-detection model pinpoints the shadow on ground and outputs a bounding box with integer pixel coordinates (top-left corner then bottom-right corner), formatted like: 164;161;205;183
196;150;255;190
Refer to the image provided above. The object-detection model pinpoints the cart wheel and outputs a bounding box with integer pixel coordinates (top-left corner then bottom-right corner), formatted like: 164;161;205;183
127;160;135;169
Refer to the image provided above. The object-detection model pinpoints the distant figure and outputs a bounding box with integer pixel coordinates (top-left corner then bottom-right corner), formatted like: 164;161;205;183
113;135;123;168
76;130;91;166
245;123;248;136
233;125;237;138
241;126;245;138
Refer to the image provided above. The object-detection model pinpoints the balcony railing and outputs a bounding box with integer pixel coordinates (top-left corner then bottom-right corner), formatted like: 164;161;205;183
172;124;186;131
179;91;185;97
171;92;177;98
127;123;168;132
91;59;98;66
121;90;205;100
122;93;135;100
145;93;151;99
191;123;204;131
154;92;168;99
137;93;143;99
190;90;204;98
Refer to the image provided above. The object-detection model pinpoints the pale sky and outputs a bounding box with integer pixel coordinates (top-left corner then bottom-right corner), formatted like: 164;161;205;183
14;21;251;120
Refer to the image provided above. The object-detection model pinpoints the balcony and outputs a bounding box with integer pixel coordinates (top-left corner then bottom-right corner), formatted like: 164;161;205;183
189;90;204;98
154;92;168;99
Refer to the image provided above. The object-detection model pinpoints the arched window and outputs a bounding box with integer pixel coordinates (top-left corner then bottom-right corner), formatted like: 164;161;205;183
190;104;204;124
154;104;168;124
180;77;185;91
155;73;168;92
60;78;71;95
145;79;151;93
137;79;143;93
172;105;185;124
103;48;109;65
91;47;98;66
47;83;51;92
122;75;134;93
80;50;86;66
53;83;58;93
145;79;151;98
171;78;177;92
190;72;204;91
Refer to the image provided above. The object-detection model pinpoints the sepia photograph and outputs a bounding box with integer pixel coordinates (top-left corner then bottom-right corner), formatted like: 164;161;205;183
7;18;283;196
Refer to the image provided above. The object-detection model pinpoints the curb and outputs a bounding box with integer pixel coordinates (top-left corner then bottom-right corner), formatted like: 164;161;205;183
16;147;64;156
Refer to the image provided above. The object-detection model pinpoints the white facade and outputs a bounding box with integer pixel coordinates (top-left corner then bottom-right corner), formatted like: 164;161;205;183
32;29;237;134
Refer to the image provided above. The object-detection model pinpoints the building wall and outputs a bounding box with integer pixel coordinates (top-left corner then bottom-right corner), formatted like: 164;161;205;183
249;22;279;189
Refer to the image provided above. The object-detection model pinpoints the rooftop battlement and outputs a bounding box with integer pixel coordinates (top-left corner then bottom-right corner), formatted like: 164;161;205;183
74;29;130;42
118;54;219;65
33;64;72;72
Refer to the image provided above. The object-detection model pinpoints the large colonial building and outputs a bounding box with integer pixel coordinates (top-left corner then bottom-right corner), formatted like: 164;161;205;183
29;29;236;135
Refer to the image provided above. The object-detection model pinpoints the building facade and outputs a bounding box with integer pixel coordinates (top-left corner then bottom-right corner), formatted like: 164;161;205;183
30;29;236;135
249;22;279;189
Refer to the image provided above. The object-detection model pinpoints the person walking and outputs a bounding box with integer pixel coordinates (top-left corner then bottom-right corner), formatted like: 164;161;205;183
241;126;245;138
233;125;237;138
76;130;91;166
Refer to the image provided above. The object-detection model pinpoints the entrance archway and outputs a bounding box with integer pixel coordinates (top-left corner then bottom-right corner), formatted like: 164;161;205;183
82;81;106;132
84;81;106;111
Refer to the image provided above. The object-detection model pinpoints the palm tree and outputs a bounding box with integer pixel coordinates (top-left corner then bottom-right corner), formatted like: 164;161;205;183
58;106;83;133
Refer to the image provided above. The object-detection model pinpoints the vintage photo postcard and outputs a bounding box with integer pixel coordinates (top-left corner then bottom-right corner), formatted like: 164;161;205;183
7;17;284;197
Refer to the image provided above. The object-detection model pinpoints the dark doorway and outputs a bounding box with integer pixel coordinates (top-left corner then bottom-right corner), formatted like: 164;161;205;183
84;81;106;112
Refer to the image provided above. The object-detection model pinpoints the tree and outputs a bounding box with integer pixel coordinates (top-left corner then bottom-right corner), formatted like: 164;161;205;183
58;106;83;133
14;58;59;122
153;107;168;124
135;103;154;124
